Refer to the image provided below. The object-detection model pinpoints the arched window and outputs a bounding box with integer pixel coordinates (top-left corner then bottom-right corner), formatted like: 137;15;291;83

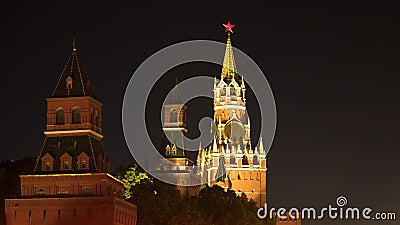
242;155;249;165
253;155;259;165
170;109;178;123
230;155;236;165
81;160;87;169
56;108;65;125
72;107;81;124
45;162;51;171
63;161;70;170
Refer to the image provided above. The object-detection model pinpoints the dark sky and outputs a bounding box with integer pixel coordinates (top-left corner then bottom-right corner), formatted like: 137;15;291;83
2;2;399;224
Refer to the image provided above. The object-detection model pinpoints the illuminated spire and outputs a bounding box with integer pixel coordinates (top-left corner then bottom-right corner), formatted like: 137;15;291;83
72;38;77;52
213;136;218;153
221;21;237;81
201;147;206;167
259;137;265;154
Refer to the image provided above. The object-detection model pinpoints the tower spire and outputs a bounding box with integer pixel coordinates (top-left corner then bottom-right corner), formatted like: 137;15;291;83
72;38;77;52
221;21;237;81
168;78;181;104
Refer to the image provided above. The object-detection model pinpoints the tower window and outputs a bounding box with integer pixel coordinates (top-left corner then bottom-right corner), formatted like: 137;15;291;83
72;107;81;124
170;109;178;123
77;152;89;170
230;155;236;165
56;108;65;125
81;160;87;169
63;161;69;170
172;145;177;155
45;162;51;171
253;155;259;165
66;76;73;90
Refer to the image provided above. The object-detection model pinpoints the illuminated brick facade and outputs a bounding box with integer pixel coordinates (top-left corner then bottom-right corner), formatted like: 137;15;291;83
195;27;268;207
4;42;137;225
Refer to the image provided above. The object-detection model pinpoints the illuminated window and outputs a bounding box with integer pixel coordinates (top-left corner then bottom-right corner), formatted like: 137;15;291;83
56;108;65;125
72;107;81;124
172;145;177;155
66;76;73;89
60;153;72;171
81;161;87;169
42;153;54;171
77;152;89;170
63;161;69;170
45;162;51;171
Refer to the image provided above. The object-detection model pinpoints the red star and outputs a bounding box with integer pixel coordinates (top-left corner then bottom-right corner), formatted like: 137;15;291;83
223;21;235;33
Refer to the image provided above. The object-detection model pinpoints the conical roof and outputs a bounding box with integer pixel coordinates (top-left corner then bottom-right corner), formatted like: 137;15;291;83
51;40;95;98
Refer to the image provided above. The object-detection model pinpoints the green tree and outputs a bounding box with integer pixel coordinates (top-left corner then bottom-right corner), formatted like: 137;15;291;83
117;165;275;225
116;163;152;200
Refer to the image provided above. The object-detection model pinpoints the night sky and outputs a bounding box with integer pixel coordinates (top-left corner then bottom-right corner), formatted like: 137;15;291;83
2;2;399;224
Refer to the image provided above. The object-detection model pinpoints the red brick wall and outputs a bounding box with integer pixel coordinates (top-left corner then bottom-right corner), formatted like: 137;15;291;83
5;197;137;225
20;173;124;198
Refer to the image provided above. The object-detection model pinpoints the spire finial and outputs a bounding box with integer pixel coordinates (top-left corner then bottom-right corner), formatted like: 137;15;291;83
221;21;237;81
223;21;235;33
72;38;77;52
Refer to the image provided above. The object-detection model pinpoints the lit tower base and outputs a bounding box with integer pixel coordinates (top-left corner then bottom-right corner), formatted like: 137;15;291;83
5;42;137;225
197;22;268;207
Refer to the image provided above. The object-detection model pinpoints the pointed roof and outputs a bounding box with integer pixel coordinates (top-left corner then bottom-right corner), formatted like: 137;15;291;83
259;136;265;154
51;40;95;98
33;135;108;173
167;79;181;104
221;33;237;81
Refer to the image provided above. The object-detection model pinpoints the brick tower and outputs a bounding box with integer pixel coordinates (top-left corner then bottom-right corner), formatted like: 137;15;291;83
157;82;201;197
197;22;268;207
4;41;137;225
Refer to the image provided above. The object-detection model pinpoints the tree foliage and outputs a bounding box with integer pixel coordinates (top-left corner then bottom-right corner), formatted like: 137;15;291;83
118;165;275;225
116;163;152;200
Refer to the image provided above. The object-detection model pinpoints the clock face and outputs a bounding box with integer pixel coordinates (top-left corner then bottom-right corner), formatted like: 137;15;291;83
224;120;245;144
